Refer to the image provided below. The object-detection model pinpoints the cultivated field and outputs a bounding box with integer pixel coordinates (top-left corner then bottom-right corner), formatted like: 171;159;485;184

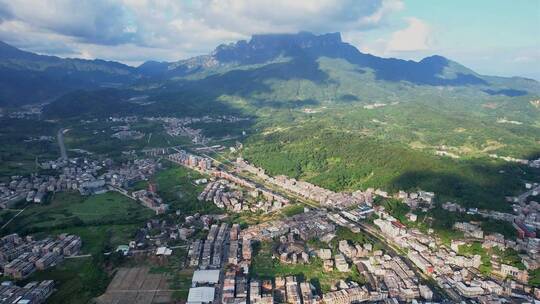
96;267;174;304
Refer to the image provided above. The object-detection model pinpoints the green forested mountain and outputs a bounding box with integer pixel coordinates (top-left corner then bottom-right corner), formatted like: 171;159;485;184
8;33;540;209
3;32;539;108
0;41;140;106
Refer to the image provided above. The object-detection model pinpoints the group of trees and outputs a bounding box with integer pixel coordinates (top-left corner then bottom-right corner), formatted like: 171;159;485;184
244;126;529;211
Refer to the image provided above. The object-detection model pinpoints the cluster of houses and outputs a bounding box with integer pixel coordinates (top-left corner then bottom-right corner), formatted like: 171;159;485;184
323;212;438;302
275;233;310;265
0;157;162;210
396;190;435;211
188;223;232;270
111;129;144;141
107;116;139;123
185;209;394;304
105;158;161;189
132;183;169;215
197;179;288;214
213;170;290;206
440;183;539;267
0;233;81;280
185;214;390;303
328;250;433;303
236;158;373;209
189;208;438;303
485;155;540;169
186;222;256;304
170;151;291;215
0;280;55;304
372;211;539;302
240;211;336;243
274;276;319;303
198;180;244;213
511;183;540;232
453;222;485;239
6;104;44;119
168;150;213;173
146;115;249;144
115;212;228;258
0;158;106;208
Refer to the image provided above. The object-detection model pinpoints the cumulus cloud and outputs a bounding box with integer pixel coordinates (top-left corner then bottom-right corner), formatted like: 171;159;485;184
0;0;404;63
0;0;137;45
355;17;434;60
386;17;432;52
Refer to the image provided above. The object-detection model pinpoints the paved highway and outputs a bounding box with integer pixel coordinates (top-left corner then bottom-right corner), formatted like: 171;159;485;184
57;128;68;160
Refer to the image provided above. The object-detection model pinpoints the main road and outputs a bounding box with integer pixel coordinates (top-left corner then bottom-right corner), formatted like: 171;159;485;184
57;128;68;160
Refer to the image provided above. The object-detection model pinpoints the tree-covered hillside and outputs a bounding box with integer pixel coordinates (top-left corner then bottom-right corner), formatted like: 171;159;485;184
10;32;540;210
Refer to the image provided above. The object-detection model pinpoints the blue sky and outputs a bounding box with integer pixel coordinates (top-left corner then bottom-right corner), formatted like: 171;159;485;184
0;0;538;79
347;0;540;79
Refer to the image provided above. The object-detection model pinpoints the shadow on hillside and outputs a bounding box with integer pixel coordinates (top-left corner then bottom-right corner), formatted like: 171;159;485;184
250;98;320;109
389;151;540;211
179;57;329;97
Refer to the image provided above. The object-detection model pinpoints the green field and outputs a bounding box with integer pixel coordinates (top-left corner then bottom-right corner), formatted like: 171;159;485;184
1;191;154;303
24;258;110;304
2;192;153;235
149;248;194;301
149;162;222;214
48;224;142;255
0;209;21;227
0;118;59;180
63;120;192;160
251;241;364;293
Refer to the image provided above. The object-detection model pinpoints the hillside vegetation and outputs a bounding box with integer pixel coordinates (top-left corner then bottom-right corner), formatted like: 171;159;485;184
3;32;540;211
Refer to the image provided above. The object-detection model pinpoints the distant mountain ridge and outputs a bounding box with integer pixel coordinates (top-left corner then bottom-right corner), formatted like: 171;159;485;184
138;32;537;89
1;32;539;106
0;41;138;106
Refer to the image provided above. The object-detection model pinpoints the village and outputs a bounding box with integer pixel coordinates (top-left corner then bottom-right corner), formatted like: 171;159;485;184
0;121;538;303
178;154;540;303
0;233;82;280
144;115;250;144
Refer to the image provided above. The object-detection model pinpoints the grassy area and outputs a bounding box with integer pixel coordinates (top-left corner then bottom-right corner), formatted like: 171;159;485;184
46;224;141;255
1;191;155;302
530;269;540;288
458;242;492;275
251;241;364;293
228;202;306;227
0;118;59;180
0;209;21;227
24;258;110;304
151;162;222;214
2;191;153;235
229;211;280;227
141;248;193;301
280;204;305;217
63;120;191;160
331;227;382;251
158;249;194;301
171;268;195;300
493;247;525;270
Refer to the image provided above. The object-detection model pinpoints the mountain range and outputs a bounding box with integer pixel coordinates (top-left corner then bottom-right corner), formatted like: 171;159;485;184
2;32;539;212
0;32;538;107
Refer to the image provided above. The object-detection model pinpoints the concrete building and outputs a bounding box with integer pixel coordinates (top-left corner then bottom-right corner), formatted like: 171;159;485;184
187;286;215;304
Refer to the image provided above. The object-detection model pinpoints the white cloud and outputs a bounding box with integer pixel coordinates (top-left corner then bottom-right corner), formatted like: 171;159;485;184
0;0;404;63
351;16;434;60
360;0;404;26
386;17;432;52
